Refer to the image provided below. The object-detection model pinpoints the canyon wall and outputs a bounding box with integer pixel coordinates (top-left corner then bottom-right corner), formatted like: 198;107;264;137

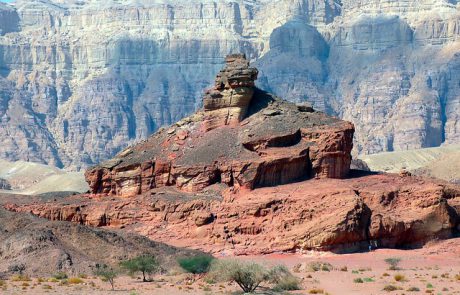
0;0;459;168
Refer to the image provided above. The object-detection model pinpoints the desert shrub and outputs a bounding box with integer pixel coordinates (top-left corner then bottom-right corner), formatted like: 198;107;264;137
8;264;26;275
340;266;348;272
309;288;324;294
178;255;214;274
47;278;59;283
394;274;406;282
68;277;84;284
94;264;118;290
384;258;401;270
426;283;433;289
382;273;390;277
11;275;31;282
455;274;460;280
0;280;5;287
383;284;398;292
308;262;333;272
407;286;420;292
120;255;159;282
363;277;374;282
42;284;52;290
37;278;45;283
354;278;364;283
352;270;359;274
268;265;300;291
209;260;269;293
52;272;68;280
78;273;88;279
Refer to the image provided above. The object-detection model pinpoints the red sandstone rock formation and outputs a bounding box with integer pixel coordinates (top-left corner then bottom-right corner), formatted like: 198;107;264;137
5;174;459;254
85;54;354;197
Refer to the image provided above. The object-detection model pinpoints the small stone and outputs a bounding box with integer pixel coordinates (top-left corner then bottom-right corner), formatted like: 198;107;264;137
297;103;314;113
263;109;281;116
167;128;176;134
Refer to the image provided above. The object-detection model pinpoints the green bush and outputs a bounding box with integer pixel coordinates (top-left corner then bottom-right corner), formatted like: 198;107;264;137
178;255;214;274
209;260;299;293
307;262;333;272
52;272;68;280
268;265;301;291
354;278;364;283
209;260;268;293
384;258;401;271
93;264;118;290
120;255;159;282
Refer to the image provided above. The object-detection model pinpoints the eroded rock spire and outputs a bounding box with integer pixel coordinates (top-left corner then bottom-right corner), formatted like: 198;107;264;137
203;54;258;131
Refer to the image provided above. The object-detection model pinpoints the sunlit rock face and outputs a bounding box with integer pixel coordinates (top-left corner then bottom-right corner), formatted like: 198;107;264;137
0;0;459;168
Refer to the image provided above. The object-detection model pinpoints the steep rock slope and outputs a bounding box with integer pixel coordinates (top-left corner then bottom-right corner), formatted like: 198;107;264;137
0;0;460;168
0;207;202;276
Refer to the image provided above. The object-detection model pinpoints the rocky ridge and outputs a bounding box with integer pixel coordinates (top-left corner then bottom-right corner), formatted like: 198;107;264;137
1;0;460;168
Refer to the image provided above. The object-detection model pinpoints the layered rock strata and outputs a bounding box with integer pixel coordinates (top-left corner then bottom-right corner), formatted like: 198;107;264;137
84;55;354;196
6;173;460;254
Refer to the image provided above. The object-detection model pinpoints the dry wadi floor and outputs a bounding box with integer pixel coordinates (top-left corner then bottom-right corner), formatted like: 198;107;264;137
1;238;460;295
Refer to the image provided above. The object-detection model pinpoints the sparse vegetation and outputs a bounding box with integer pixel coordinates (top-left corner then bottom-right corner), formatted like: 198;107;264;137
426;283;433;289
394;274;406;282
11;275;31;282
383;284;399;292
178;255;214;274
340;266;348;272
309;288;325;294
208;260;299;293
407;286;420;292
120;255;159;282
94;264;118;290
308;262;333;272
68;277;84;284
268;265;301;291
42;284;52;290
209;260;268;293
363;277;374;282
385;258;402;270
354;278;364;283
52;272;68;280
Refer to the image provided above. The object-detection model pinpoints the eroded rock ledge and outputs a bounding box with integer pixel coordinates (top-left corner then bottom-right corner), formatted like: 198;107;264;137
85;54;354;197
5;174;460;255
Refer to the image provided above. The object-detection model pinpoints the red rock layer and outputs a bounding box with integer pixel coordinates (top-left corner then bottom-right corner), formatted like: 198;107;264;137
7;174;459;255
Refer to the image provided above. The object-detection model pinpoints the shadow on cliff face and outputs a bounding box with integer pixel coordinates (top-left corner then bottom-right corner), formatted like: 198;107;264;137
254;20;330;111
0;4;20;36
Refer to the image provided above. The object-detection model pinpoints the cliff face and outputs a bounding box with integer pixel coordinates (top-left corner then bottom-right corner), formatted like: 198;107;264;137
0;0;459;168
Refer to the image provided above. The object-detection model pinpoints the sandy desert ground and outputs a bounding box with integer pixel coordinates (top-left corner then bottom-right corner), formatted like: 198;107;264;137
2;237;459;295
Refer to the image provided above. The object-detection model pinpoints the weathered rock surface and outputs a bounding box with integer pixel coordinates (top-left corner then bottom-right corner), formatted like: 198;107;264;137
84;55;354;196
1;0;460;168
0;206;202;276
6;173;460;254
